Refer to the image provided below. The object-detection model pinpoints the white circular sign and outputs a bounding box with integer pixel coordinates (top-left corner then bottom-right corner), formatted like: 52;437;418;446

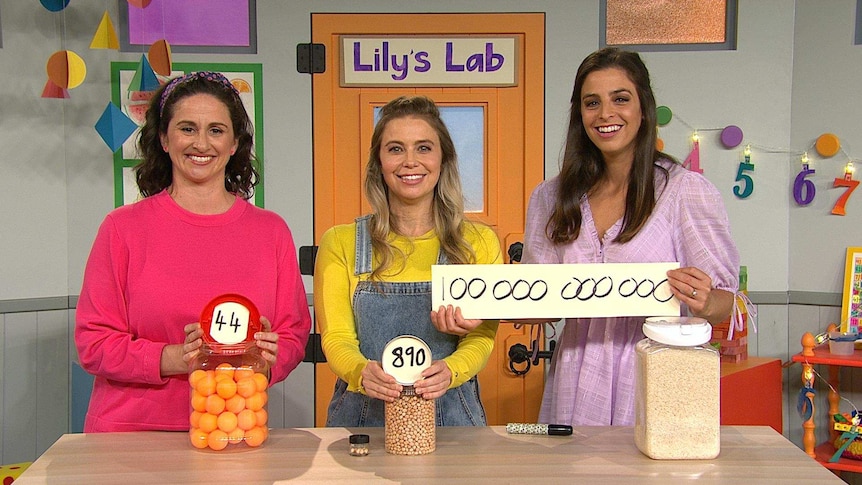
381;335;432;385
208;301;251;345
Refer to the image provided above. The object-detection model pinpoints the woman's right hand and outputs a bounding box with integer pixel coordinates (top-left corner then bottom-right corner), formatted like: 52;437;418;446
182;322;204;363
360;360;402;402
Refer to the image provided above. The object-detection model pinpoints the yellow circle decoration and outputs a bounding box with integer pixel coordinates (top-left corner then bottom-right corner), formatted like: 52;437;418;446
46;50;86;89
815;133;840;158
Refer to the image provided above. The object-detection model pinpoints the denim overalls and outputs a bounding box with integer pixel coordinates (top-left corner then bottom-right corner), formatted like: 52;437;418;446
325;215;487;427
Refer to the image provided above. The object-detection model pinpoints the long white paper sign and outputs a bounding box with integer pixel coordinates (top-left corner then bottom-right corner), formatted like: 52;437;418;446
431;263;680;319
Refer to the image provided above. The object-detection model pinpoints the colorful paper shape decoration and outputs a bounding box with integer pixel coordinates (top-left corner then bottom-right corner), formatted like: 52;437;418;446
95;102;139;152
128;55;161;92
816;133;841;158
720;125;744;149
656;106;673;126
40;0;69;12
148;40;173;76
41;79;69;99
683;137;703;174
91;11;120;50
46;50;87;90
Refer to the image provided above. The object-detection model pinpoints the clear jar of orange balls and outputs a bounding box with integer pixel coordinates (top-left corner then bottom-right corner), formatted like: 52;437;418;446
189;294;270;452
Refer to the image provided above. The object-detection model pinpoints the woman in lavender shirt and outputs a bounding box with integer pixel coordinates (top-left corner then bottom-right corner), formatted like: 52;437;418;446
521;47;740;426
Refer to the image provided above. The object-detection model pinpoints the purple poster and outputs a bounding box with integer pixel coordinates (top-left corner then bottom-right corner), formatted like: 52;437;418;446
121;0;256;54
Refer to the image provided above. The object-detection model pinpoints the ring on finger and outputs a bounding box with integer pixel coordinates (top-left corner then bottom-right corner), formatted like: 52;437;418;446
691;289;698;298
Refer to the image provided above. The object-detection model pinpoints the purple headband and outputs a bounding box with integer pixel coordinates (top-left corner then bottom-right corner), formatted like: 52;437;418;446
158;71;241;116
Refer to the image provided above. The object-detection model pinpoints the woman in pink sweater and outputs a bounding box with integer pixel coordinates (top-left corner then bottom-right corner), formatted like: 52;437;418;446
75;72;311;432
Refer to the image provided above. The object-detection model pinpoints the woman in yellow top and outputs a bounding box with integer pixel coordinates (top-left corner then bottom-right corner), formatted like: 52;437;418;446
314;95;502;426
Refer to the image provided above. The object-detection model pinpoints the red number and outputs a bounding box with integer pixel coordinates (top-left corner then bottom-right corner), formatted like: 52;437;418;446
832;178;860;215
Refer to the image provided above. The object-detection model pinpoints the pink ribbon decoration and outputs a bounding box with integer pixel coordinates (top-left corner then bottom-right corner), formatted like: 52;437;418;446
727;291;757;340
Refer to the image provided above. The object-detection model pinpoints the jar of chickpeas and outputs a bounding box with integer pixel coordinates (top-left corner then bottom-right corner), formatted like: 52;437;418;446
381;336;436;455
188;294;270;452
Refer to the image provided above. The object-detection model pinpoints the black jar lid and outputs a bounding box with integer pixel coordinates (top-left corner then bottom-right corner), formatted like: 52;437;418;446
349;434;370;444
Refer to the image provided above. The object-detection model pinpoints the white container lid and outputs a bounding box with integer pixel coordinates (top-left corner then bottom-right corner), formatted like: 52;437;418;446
643;316;712;347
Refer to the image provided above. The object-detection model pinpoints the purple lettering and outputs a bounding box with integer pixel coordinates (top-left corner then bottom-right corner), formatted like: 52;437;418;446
353;42;372;72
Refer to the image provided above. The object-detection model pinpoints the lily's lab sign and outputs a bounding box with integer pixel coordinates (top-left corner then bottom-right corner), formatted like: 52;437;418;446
341;36;518;86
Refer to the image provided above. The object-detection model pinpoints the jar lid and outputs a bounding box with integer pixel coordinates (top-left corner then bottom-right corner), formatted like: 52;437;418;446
643;316;711;346
349;434;370;444
381;335;432;385
199;294;261;347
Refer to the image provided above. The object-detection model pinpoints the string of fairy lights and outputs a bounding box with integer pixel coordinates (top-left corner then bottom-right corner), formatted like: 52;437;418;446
658;106;858;215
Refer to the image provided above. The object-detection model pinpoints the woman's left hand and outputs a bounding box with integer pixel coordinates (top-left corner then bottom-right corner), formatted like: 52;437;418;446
667;267;713;316
430;305;482;336
413;360;452;400
254;316;279;365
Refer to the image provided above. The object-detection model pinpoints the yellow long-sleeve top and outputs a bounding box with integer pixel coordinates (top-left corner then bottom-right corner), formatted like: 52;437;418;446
314;220;502;393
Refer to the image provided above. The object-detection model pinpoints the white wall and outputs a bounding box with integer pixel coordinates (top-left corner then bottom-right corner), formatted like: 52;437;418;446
4;0;861;472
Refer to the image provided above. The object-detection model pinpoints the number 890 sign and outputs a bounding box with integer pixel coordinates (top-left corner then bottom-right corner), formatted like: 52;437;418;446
381;336;432;386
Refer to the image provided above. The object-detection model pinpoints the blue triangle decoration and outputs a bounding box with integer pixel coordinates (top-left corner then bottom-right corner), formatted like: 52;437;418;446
95;102;138;152
128;55;160;92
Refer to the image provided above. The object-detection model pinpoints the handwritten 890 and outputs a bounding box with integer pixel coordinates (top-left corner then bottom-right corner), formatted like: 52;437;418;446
440;276;674;303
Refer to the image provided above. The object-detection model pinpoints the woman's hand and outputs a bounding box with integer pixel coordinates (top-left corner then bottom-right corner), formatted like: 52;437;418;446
254;316;279;365
667;267;733;324
413;360;452;400
360;360;402;402
182;322;204;363
431;305;482;336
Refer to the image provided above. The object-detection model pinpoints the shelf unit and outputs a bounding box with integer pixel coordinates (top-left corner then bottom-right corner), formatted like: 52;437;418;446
792;324;862;474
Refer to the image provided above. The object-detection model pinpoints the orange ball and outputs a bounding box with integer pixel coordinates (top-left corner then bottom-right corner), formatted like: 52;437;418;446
237;409;257;431
234;366;255;381
252;373;269;392
190;411;203;428
207;429;229;451
216;379;237;399
198;413;218;433
195;374;217;396
245;391;265;412
189;369;208;388
227;427;245;445
190;391;208;413
214;362;235;381
254;409;268;427
225;394;246;414
245;426;267;447
236;377;257;398
205;394;226;415
217;411;238;433
189;428;209;449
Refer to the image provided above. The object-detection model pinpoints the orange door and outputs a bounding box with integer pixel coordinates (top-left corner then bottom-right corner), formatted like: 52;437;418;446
311;13;545;426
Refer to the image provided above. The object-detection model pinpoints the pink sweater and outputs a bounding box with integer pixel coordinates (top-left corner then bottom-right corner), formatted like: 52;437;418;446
75;191;311;432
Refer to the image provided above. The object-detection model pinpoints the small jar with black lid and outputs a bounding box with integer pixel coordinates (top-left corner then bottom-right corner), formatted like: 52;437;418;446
349;434;370;456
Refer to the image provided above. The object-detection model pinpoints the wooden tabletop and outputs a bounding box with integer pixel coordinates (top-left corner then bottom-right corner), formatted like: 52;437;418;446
15;426;842;484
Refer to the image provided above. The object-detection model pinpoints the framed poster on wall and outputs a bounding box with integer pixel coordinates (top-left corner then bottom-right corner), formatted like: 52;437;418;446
841;246;862;334
119;0;257;54
110;62;264;208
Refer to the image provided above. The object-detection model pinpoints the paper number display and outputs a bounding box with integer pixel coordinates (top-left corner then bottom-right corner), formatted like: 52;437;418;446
208;301;251;344
381;336;432;385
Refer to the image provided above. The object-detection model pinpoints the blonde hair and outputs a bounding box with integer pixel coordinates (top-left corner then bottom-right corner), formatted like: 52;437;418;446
364;95;476;280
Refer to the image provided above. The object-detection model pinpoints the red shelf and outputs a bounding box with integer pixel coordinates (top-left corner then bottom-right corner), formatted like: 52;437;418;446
792;344;862;367
815;442;862;473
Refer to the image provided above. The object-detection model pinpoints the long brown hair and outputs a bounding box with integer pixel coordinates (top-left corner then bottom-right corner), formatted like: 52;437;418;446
364;95;476;280
136;71;258;199
548;47;673;244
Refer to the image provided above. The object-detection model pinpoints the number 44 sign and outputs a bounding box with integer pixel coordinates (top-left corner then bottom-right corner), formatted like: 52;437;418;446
431;262;681;320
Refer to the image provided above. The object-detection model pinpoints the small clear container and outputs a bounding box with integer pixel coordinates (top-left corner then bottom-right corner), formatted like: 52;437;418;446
188;294;270;451
349;434;370;456
634;316;720;459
